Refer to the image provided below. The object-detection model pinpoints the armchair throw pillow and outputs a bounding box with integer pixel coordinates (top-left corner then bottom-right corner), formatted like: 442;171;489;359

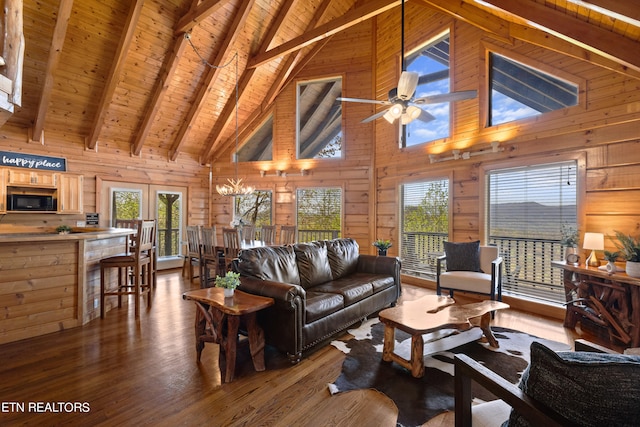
443;240;482;272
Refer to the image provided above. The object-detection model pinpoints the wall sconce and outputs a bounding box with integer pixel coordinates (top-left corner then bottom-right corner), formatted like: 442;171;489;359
260;169;309;178
429;141;504;164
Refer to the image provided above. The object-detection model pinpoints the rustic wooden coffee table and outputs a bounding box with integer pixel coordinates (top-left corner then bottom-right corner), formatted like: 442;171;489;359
183;287;274;383
378;295;509;378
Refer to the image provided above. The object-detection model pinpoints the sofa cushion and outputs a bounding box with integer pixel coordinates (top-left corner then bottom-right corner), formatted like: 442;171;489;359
305;291;344;323
326;238;360;279
506;341;640;427
294;241;333;288
311;279;374;306
237;245;300;285
444;240;482;272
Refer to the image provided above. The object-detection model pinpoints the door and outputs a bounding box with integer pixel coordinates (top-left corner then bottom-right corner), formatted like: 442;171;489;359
101;180;187;270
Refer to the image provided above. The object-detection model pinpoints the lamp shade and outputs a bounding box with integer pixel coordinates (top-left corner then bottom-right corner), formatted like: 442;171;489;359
583;232;604;250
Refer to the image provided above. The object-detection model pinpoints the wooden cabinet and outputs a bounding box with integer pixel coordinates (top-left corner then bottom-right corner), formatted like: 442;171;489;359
58;173;83;214
7;168;57;187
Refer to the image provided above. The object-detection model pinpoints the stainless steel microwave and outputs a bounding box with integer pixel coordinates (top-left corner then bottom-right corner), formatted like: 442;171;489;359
8;194;57;211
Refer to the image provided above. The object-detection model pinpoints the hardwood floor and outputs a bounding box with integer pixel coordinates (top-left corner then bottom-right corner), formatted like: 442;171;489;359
0;270;584;426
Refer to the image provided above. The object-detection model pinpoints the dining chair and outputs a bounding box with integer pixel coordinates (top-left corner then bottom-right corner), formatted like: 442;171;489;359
184;225;202;285
260;225;276;245
242;223;256;242
100;219;155;318
200;226;220;288
115;218;139;254
280;225;297;245
222;227;241;272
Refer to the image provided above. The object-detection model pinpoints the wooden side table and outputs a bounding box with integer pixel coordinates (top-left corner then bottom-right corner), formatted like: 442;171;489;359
379;295;509;378
183;287;274;383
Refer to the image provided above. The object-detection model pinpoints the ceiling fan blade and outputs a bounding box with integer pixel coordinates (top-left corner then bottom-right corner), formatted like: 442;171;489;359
417;109;436;123
397;71;419;100
361;109;390;123
413;90;478;105
337;97;391;106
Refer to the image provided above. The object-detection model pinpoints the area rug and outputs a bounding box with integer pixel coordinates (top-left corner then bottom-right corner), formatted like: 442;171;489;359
329;318;570;427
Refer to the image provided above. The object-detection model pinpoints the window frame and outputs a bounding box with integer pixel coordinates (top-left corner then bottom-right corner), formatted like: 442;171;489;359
295;186;344;242
296;76;344;160
480;153;586;305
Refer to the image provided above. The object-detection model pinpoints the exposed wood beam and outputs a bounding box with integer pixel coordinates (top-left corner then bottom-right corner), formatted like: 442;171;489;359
566;1;640;26
169;0;255;161
418;0;511;44
85;0;145;150
131;0;207;156
199;0;298;162
32;0;74;142
174;0;228;34
476;0;640;74
131;35;189;156
247;0;401;69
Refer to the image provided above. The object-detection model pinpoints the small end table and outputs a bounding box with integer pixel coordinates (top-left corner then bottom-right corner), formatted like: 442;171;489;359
183;287;274;383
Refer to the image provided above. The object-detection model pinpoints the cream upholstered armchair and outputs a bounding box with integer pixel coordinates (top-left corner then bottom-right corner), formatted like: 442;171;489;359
436;241;503;301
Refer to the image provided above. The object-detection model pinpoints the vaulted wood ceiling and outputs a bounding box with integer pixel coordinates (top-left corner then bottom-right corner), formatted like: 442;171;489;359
8;0;640;165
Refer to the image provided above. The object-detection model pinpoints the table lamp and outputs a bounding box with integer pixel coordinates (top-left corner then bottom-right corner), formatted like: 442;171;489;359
583;232;604;267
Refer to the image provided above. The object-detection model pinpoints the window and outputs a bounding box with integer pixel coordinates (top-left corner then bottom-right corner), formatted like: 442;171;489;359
297;77;343;159
400;179;449;279
486;161;577;304
234;190;272;226
404;32;450;147
111;189;142;226
489;53;579;126
156;192;182;259
296;188;342;242
237;115;273;161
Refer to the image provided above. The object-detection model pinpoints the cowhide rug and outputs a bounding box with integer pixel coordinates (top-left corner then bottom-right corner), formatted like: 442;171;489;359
329;318;570;427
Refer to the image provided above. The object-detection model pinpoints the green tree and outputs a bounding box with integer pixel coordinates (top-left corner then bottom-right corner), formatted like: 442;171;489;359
403;181;449;232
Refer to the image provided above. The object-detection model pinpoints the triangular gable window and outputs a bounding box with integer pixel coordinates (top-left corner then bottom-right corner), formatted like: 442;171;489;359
489;53;579;126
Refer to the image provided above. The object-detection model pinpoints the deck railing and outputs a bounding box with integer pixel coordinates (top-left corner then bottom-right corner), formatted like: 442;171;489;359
400;231;566;304
297;229;340;242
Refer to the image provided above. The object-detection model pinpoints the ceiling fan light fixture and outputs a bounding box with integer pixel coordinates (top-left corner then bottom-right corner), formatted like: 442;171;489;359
383;110;396;123
389;103;403;118
402;105;422;124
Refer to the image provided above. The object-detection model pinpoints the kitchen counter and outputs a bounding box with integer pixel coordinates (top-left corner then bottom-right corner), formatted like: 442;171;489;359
0;227;135;344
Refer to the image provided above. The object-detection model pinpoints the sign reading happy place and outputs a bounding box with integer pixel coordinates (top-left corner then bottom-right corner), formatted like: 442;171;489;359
0;151;67;171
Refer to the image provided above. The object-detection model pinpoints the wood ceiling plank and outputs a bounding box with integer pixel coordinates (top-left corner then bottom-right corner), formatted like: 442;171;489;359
479;0;640;74
569;0;640;24
418;0;512;44
85;0;145;150
174;0;228;34
169;0;255;161
247;0;401;69
199;0;298;162
32;0;74;142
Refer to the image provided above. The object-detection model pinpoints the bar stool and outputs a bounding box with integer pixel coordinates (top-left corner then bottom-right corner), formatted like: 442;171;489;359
100;219;155;318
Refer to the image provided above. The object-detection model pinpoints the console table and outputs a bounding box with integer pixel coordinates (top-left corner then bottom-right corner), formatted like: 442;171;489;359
552;261;640;347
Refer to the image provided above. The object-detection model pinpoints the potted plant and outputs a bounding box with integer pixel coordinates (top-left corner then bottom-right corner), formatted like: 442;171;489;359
603;250;622;273
56;225;72;235
560;224;579;262
373;239;392;256
613;231;640;277
215;271;241;297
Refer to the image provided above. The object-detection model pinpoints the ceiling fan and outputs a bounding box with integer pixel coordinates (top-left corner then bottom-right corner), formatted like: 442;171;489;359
337;0;477;125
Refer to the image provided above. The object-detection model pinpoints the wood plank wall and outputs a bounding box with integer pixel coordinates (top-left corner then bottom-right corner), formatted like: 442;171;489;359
371;2;640;270
210;21;377;251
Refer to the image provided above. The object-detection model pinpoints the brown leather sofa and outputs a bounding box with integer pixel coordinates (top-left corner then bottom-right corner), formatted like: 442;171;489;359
236;238;401;363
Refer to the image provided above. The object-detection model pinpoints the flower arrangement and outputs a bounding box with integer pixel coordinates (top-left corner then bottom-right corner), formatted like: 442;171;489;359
230;217;247;228
56;225;73;234
373;239;393;250
214;271;241;289
560;224;579;247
